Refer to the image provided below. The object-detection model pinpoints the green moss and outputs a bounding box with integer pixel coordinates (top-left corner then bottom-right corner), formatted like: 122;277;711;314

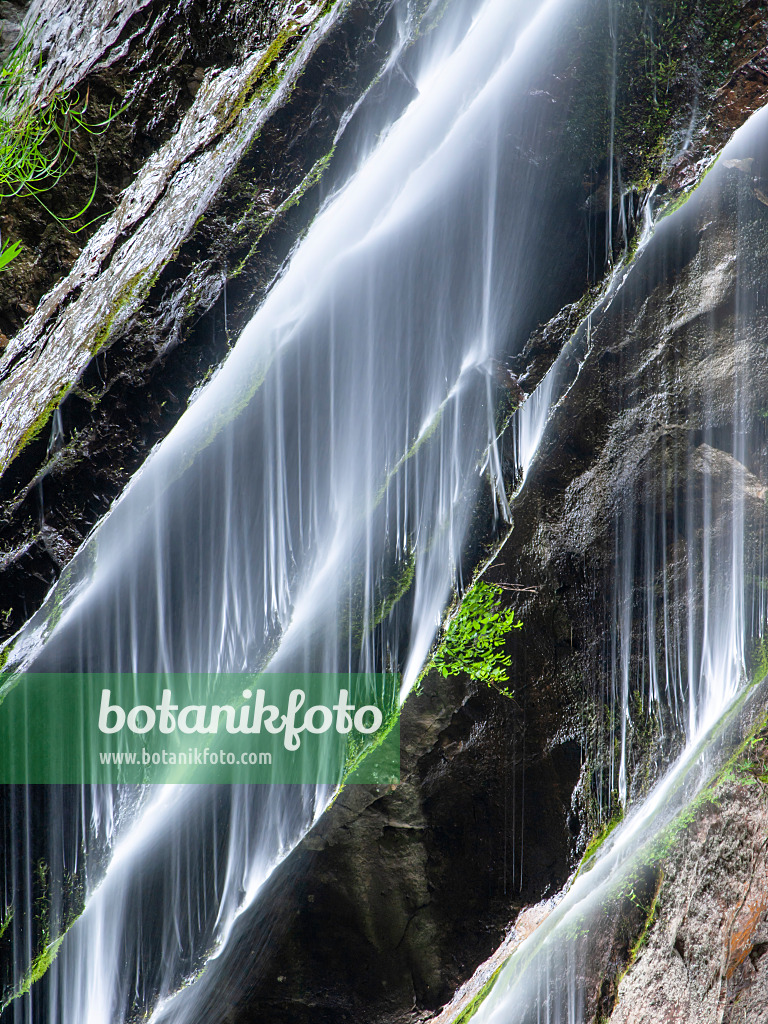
231;146;336;278
564;0;752;198
656;151;723;220
44;561;76;636
715;709;768;789
577;803;625;876
13;934;65;999
619;870;664;982
0;861;85;1012
0;905;12;942
645;711;768;868
751;636;768;687
216;5;332;133
373;549;417;628
8;384;71;468
451;963;506;1024
342;698;400;785
90;266;150;356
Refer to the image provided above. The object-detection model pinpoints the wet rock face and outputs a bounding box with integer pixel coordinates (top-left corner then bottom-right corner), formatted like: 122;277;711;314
2;0;768;653
0;783;115;1010
606;748;768;1024
0;0;409;1004
531;0;768;234
167;672;581;1024
126;115;768;1024
491;146;768;859
0;0;405;642
0;2;767;1021
13;34;767;1024
0;1;30;61
0;0;294;337
231;106;768;1024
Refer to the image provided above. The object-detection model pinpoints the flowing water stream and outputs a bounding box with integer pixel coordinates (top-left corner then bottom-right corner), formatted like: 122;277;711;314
0;0;599;1018
468;97;768;1024
2;0;767;1019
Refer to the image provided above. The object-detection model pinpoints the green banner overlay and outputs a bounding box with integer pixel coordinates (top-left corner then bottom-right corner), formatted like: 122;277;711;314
0;673;400;785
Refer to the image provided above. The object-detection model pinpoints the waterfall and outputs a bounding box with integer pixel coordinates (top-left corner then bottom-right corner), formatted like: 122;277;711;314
466;94;768;1024
3;0;765;1019
0;0;595;1018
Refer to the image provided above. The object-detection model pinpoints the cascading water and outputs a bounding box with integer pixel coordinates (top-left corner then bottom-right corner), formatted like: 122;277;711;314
0;0;614;1019
3;0;765;1019
465;93;768;1024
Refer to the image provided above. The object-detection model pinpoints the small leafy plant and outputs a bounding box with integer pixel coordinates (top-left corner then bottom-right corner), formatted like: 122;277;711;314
431;581;522;695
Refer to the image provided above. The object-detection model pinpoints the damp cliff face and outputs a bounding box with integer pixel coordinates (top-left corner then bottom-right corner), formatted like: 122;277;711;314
606;756;768;1024
1;1;768;1022
182;81;768;1024
0;0;411;644
1;0;768;651
539;148;765;770
99;74;768;1024
498;141;768;830
0;0;417;1008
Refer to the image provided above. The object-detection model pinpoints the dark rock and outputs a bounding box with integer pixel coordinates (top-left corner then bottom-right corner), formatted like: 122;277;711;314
158;671;581;1024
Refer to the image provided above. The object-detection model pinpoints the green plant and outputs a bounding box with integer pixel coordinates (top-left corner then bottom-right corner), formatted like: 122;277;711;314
430;582;522;695
452;963;505;1023
0;903;12;941
0;21;123;272
751;635;768;685
577;803;625;876
617;870;663;985
0;237;21;270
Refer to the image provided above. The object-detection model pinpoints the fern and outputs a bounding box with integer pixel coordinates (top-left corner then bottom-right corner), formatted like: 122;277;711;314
431;582;522;694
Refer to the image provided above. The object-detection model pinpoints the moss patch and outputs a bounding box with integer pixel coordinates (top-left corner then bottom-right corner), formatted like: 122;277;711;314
562;0;756;194
577;803;625;877
90;266;153;356
373;548;417;628
9;384;71;469
619;869;664;980
0;906;12;943
451;963;506;1024
217;0;339;132
0;860;85;1013
231;145;336;278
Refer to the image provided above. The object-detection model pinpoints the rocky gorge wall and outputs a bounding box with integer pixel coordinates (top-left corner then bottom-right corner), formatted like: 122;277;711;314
608;745;768;1024
172;75;768;1024
0;0;417;649
1;0;768;1021
2;0;768;651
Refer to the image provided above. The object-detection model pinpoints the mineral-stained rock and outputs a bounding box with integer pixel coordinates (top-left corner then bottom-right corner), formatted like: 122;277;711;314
607;742;768;1024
